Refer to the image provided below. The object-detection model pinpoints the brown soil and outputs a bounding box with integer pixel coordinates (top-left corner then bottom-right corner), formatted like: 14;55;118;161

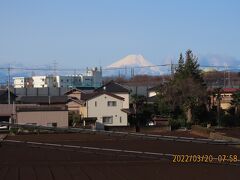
1;133;240;180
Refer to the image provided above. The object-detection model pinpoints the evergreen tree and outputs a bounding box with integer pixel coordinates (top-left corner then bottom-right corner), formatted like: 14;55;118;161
157;49;207;123
176;53;184;74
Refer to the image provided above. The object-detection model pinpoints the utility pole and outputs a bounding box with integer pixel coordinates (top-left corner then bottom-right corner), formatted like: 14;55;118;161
223;66;226;88
7;66;11;104
53;60;58;76
228;68;231;87
7;66;12;126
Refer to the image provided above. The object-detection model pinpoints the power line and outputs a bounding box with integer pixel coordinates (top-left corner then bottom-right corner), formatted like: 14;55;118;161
0;64;240;71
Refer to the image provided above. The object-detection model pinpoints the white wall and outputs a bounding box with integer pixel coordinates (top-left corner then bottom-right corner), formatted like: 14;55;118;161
114;93;129;109
148;91;157;97
87;94;128;126
13;77;25;88
32;76;47;88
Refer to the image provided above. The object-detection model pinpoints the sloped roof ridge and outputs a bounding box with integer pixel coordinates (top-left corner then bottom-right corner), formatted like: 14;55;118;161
84;91;124;101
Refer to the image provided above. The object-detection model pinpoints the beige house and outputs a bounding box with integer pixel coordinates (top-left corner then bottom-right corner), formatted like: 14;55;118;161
65;89;86;113
81;92;128;126
210;88;239;110
66;82;130;127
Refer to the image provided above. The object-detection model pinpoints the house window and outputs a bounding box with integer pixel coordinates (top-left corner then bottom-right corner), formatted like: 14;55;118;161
120;117;122;123
107;101;117;107
103;116;113;124
95;101;97;107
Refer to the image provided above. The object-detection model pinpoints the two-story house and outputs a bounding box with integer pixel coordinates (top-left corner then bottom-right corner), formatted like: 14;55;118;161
81;92;128;127
66;81;130;128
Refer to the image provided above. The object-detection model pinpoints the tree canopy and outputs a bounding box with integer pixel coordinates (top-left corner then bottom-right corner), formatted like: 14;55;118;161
157;50;207;123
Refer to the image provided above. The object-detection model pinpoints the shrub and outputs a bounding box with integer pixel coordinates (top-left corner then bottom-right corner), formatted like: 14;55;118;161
178;118;186;127
169;119;181;130
220;114;236;127
9;127;18;135
186;122;192;129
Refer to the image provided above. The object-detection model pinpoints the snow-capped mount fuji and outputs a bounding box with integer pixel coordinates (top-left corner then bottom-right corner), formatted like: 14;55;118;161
106;54;161;76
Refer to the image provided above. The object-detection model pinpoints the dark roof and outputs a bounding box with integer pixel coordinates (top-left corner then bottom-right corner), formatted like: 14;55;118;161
64;88;85;95
64;88;94;95
76;87;95;91
0;89;17;97
17;96;68;104
81;92;124;101
95;81;129;93
16;105;67;112
67;97;85;105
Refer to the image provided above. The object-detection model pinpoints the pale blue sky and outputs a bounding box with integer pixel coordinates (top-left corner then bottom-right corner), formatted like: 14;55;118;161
0;0;240;68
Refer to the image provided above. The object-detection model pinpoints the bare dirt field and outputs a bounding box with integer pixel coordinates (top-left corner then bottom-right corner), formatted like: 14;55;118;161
1;133;240;180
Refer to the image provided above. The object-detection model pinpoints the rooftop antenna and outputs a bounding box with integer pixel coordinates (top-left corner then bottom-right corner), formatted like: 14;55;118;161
7;65;11;104
227;65;231;88
53;60;58;76
224;66;226;88
73;69;77;88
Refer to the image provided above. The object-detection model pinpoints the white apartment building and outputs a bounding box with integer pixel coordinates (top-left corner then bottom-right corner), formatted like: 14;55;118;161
32;76;48;88
13;77;25;88
13;67;103;88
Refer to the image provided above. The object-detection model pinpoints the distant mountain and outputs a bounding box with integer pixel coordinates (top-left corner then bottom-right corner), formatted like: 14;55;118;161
106;54;162;76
